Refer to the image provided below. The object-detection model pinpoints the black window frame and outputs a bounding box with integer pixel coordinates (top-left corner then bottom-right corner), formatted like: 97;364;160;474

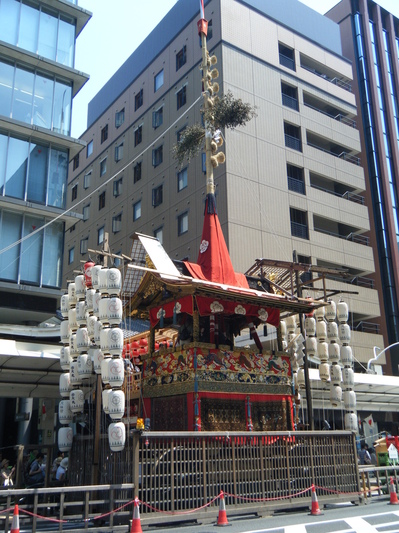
152;145;163;167
134;125;143;146
135;89;143;111
152;106;163;129
176;45;187;71
99;191;106;210
177;85;187;110
134;162;142;183
152;184;163;207
71;184;78;201
178;211;188;236
113;177;123;197
115;108;125;128
101;124;108;143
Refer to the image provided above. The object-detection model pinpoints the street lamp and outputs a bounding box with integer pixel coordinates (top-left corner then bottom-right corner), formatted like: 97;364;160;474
367;342;399;373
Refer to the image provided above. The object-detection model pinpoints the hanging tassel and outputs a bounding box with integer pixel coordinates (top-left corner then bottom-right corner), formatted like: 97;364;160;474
160;308;164;328
210;314;215;344
173;304;177;325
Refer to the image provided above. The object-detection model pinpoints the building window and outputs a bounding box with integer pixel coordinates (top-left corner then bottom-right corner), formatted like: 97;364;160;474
284;122;302;152
84;171;92;189
86;140;93;158
281;83;299;111
152;184;163;207
287;164;305;194
113;177;123;197
101;124;108;143
152;145;163;167
115;142;124;162
290;208;309;239
208;19;213;40
152;106;163;128
98;226;105;245
134;162;142;183
115;108;125;128
134;125;142;146
298;254;312;286
135;89;143;111
99;191;106;210
70;224;76;233
68;247;74;264
112;213;122;233
73;153;79;170
71;184;78;201
154;226;163;244
177;126;186;142
178;167;188;191
80;238;88;254
114;252;122;267
100;157;107;176
154;69;164;92
177;86;187;110
178;211;188;235
83;204;90;221
133;200;141;221
176;45;187;71
279;43;296;71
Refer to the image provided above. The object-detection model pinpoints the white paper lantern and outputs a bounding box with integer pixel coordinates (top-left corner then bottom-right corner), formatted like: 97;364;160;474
108;357;125;387
86;288;95;313
297;368;306;389
344;412;358;431
107;297;123;326
60;320;71;345
87;315;97;341
280;321;287;337
93;291;101;318
330;364;342;385
342;367;355;388
70;361;82;386
108;389;125;420
76;327;90;353
341;345;353;366
316;321;327;341
304;317;316;336
59;372;71;397
68;308;78;332
328;343;340;364
93;348;104;374
107;268;122;296
305;336;317;356
70;389;84;413
58;400;73;425
60;345;73;371
68;282;76;307
98;268;109;296
101;327;124;356
325;300;336;322
102;388;112;413
91;265;102;291
293;372;298;390
314;306;325;321
291;357;299;373
69;333;79;359
327;322;338;342
60;294;69;317
108;422;126;452
330;384;342;406
101;357;112;384
339;324;351;344
58;427;73;452
286;316;296;334
76;301;87;326
282;340;288;350
319;362;330;382
94;320;102;345
77;352;93;378
337;301;349;324
75;275;85;301
317;342;329;362
343;390;356;410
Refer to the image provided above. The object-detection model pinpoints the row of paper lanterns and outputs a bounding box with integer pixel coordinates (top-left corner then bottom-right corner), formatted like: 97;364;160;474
58;263;128;453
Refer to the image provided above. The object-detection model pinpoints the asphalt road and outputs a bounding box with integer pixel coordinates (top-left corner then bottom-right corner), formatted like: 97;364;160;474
142;499;399;533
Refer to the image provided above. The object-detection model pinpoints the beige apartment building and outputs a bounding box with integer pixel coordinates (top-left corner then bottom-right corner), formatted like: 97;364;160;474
65;0;383;367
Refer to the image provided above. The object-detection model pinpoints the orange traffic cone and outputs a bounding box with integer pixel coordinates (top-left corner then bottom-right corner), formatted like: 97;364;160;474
216;491;230;527
389;477;399;505
130;498;142;533
310;484;322;515
10;504;20;533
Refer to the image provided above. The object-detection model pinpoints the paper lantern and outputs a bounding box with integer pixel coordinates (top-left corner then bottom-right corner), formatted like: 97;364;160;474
76;327;90;353
101;327;123;356
92;348;104;374
102;388;112;413
58;400;73;425
330;384;342;406
68;282;76;306
280;321;287;337
108;422;126;452
337;301;349;324
94;320;102;345
107;297;123;326
325;300;336;322
344;390;356;410
316;321;327;341
70;389;84;413
86;288;95;313
91;265;102;291
68;308;78;332
70;361;82;386
75;274;85;301
297;368;306;389
319;362;330;382
339;324;351;344
87;314;97;341
344;412;358;432
107;268;122;296
101;357;112;384
60;320;71;345
286;316;296;334
108;390;125;420
342;367;354;388
317;342;329;362
77;352;92;378
139;338;148;347
330;364;342;385
76;301;87;327
327;322;338;342
304;317;316;336
341;345;353;366
328;343;340;364
58;427;73;452
108;357;125;388
93;291;101;318
314;306;325;321
59;372;71;397
84;260;95;287
60;345;72;371
60;294;69;317
98;268;109;296
305;336;317;356
69;333;79;359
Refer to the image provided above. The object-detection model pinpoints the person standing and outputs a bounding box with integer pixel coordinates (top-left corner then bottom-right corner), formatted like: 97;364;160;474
0;459;15;487
28;452;45;485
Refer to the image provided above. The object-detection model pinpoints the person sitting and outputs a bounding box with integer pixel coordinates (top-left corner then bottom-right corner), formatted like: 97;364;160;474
1;459;15;487
27;452;45;486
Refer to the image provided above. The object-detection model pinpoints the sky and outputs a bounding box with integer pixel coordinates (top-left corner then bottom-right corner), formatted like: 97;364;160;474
71;0;399;138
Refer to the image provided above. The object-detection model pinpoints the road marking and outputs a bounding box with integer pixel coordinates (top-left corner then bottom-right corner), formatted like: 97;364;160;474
285;526;307;532
345;517;379;532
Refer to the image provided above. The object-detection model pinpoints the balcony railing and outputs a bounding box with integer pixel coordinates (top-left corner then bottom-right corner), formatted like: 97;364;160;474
307;141;360;165
291;221;309;239
310;183;365;205
285;134;302;151
315;227;369;246
288;176;306;194
279;54;295;70
301;64;352;92
282;94;299;111
354;321;380;334
303;102;356;128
